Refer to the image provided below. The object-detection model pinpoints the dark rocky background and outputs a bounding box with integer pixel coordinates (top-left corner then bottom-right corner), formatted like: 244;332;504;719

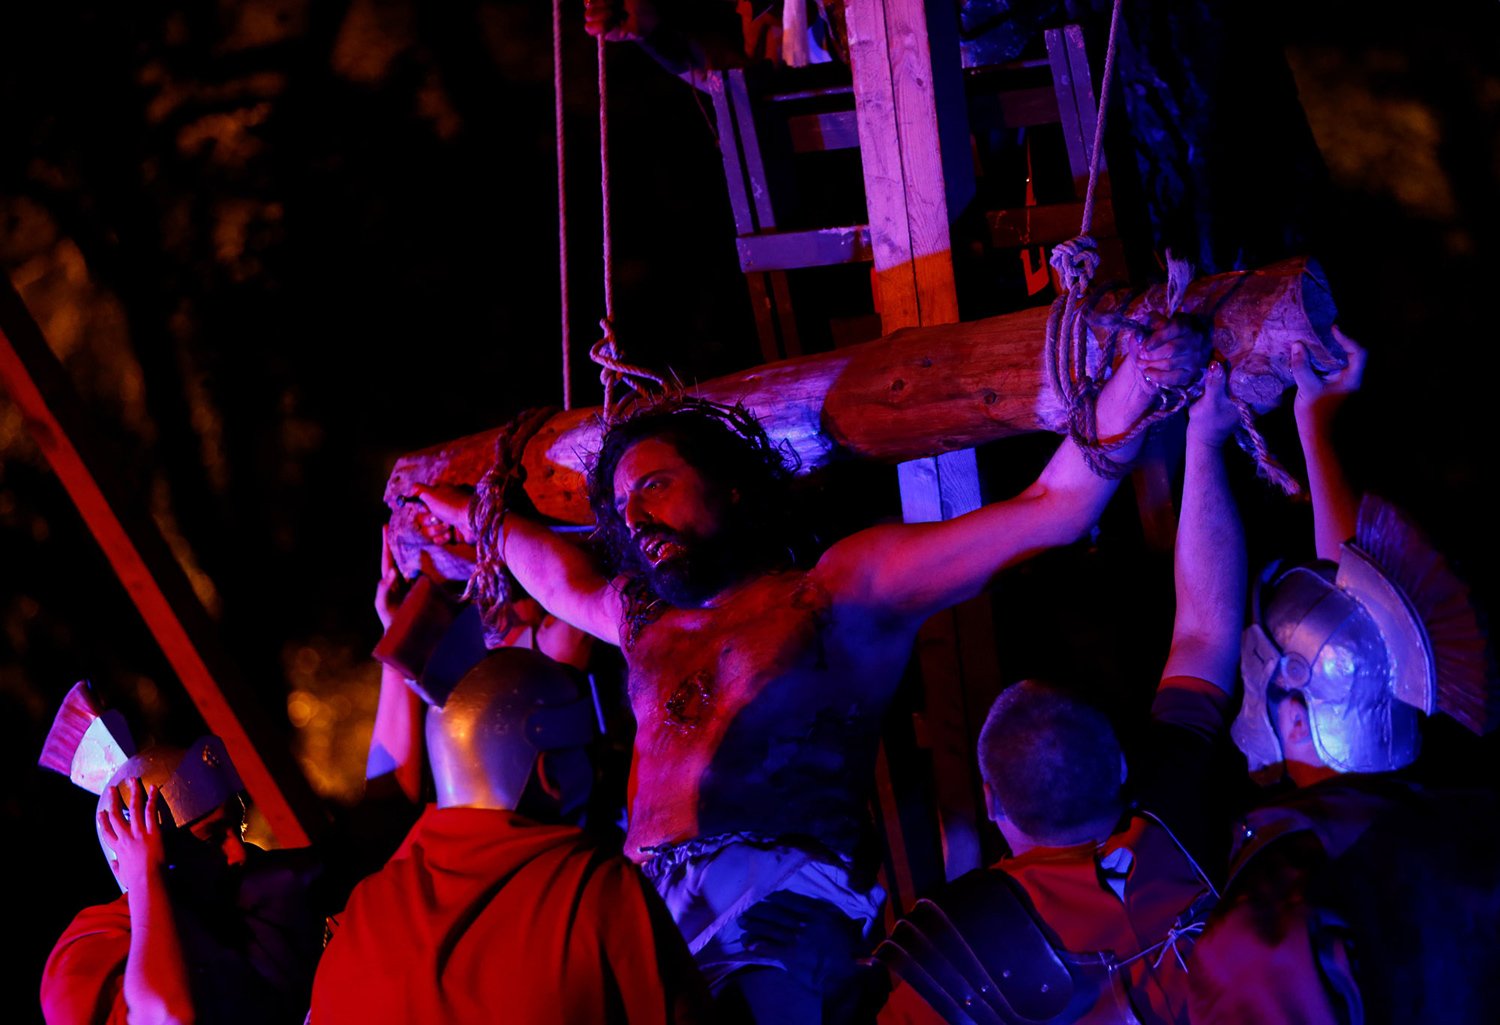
3;1;1497;1015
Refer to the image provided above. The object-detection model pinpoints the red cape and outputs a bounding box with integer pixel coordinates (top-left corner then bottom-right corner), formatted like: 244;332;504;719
41;896;131;1025
42;847;323;1025
309;806;707;1024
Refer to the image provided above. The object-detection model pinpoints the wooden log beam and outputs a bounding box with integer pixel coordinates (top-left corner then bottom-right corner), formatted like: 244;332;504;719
0;274;323;848
383;256;1335;576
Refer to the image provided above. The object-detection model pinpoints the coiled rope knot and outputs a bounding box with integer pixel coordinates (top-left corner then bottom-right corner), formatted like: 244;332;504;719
591;320;666;423
464;405;559;635
1049;235;1101;297
1045;230;1162;481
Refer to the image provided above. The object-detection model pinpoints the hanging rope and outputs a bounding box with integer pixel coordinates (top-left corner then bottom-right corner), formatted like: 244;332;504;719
1078;0;1124;243
591;330;667;422
1231;397;1301;494
554;0;572;410
1044;0;1177;479
598;35;614;328
587;32;669;422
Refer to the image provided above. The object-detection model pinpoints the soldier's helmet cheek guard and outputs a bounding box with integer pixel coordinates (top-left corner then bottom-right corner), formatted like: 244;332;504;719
1234;543;1435;780
1233;621;1286;783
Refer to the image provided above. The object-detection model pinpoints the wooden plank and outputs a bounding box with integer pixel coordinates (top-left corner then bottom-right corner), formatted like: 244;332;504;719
787;110;862;153
743;273;783;364
846;0;961;328
0;274;321;848
987;200;1116;249
897;449;982;523
1062;24;1100;170
848;0;978;887
922;0;980;226
899;451;985;879
711;71;803;362
736;226;873;271
1037;28;1128;280
994;85;1061;128
872;742;920;926
846;2;919;326
764;83;856;104
706;72;757;235
782;66;998;158
766;269;802;358
744;269;805;363
728;68;778;229
1046;25;1096;190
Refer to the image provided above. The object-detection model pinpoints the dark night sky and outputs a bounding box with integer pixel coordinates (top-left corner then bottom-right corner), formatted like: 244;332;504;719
3;1;1499;1016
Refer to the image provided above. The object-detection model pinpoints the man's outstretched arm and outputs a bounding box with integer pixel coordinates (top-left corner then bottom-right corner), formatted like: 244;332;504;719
1162;362;1245;695
817;320;1209;623
410;483;625;647
499;514;624;646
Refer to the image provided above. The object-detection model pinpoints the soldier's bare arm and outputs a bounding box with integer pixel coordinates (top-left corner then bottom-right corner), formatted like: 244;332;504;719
1163;362;1244;694
1291;326;1365;561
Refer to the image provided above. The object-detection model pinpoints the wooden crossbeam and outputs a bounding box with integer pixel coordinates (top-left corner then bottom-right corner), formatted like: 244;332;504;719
382;256;1334;578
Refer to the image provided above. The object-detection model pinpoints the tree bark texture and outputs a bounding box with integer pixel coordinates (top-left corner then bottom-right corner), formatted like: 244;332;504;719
384;257;1337;580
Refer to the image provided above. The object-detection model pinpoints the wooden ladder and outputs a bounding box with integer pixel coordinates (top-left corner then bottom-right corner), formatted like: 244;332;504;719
707;24;1124;363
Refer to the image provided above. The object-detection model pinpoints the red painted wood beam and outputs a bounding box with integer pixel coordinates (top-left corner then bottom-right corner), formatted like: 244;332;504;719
0;274;321;847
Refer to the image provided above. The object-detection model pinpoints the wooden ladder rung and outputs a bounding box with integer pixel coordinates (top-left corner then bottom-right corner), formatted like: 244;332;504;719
787;110;861;153
736;225;873;271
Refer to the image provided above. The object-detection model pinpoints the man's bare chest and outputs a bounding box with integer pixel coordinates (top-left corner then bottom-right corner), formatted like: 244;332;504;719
625;572;837;733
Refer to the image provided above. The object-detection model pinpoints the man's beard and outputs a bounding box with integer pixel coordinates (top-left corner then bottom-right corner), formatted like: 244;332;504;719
627;525;748;607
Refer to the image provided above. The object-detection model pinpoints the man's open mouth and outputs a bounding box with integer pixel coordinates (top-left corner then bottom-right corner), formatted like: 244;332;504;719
639;534;686;566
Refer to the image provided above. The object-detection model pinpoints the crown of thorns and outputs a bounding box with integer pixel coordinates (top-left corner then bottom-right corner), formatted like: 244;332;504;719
585;392;801;484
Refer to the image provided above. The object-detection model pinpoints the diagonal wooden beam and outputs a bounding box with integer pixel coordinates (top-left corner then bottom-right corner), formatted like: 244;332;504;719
0;273;322;848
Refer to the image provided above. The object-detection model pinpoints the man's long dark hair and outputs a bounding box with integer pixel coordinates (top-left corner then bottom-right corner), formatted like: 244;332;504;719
587;397;805;590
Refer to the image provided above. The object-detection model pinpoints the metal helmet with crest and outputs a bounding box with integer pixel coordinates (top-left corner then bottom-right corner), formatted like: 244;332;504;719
38;681;245;888
1235;496;1496;780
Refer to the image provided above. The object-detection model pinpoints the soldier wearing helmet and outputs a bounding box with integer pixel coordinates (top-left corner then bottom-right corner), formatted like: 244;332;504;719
308;607;709;1025
40;689;325;1025
1189;330;1500;1024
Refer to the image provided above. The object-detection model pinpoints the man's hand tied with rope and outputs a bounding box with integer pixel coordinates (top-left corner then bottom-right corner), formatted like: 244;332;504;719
408;406;559;641
1045;244;1296;494
1038;0;1300;495
1050;291;1215;481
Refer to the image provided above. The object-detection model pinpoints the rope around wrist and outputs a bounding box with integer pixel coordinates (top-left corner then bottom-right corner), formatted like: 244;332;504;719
465;406;559;629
